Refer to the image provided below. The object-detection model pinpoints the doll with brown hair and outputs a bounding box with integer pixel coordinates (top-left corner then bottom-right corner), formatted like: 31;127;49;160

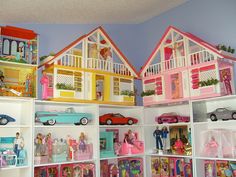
79;132;87;152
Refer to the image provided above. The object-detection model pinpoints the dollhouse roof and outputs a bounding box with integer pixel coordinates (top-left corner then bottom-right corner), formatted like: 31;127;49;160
39;26;138;77
140;26;236;76
0;26;37;40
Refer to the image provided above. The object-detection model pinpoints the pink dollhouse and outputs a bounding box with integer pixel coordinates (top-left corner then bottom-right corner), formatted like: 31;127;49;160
140;26;236;106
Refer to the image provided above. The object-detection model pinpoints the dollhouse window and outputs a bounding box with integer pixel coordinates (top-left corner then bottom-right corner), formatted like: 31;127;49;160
11;41;17;56
113;77;119;95
3;39;10;55
74;72;82;92
120;78;132;92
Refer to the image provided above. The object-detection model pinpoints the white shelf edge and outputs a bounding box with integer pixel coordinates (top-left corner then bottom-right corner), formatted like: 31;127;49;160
99;124;143;128
0;60;37;68
143;122;191;127
0;125;31;128
191;94;236;103
0;96;34;102
100;154;144;160
194;156;236;161
35;100;97;107
146;153;193;158
0;165;30;170
34;158;96;167
34;124;97;128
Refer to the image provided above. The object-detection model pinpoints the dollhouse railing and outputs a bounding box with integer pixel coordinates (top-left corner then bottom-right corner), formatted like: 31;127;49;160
56;54;131;76
145;56;186;76
86;58;113;72
56;54;82;68
144;50;217;76
113;63;131;76
86;58;131;76
189;50;216;65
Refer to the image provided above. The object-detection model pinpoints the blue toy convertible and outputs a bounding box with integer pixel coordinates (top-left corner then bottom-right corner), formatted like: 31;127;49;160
35;107;92;126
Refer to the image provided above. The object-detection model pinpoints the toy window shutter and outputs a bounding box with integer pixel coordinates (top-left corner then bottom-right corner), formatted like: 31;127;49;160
191;69;199;89
156;77;162;95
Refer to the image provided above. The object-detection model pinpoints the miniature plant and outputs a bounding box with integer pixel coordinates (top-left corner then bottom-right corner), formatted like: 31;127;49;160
198;78;219;87
121;90;135;97
56;83;75;90
40;52;55;61
141;90;155;97
216;44;235;54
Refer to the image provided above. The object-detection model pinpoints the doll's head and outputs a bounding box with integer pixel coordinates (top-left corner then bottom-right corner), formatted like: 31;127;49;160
79;132;86;140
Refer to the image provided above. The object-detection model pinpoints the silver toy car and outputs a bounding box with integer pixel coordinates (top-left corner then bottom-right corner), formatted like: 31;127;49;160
207;108;236;121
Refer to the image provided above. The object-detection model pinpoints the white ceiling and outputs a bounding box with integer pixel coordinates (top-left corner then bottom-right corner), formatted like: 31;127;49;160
0;0;187;24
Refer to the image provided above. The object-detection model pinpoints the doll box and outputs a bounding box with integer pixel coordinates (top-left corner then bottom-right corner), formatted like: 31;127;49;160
52;153;67;163
74;143;93;161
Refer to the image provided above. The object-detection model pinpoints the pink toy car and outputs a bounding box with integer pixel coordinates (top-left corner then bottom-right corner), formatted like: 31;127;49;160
155;112;190;124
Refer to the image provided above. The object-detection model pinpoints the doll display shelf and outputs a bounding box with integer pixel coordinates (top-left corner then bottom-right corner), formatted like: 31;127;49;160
0;95;236;177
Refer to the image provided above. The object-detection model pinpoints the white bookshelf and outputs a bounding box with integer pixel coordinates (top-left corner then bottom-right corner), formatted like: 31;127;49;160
1;95;236;176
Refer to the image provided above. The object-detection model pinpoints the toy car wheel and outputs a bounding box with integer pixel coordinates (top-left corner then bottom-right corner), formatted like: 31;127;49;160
106;119;112;125
232;113;236;120
0;117;8;125
80;117;88;125
127;119;133;125
210;114;217;121
47;119;56;125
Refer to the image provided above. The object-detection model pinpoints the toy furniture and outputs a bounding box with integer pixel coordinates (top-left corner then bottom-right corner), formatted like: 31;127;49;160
39;26;138;105
140;26;236;106
0;26;38;98
0;135;27;168
100;131;116;158
119;130;144;155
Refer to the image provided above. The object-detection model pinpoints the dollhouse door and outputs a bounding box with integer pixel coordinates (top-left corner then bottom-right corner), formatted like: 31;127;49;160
170;73;183;99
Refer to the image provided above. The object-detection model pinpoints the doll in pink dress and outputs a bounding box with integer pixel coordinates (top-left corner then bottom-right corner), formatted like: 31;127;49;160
222;70;232;95
173;138;184;154
40;71;49;100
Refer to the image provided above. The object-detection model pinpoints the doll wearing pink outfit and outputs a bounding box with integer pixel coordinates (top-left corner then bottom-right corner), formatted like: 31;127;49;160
40;71;49;100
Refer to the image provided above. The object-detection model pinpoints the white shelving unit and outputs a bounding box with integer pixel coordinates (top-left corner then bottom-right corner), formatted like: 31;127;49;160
0;97;34;177
1;95;236;176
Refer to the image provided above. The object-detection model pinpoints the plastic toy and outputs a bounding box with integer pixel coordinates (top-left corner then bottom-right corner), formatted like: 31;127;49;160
120;130;144;155
39;26;138;105
80;163;95;177
129;158;144;177
151;157;161;177
100;131;116;158
229;161;236;176
216;160;233;177
100;160;109;177
74;133;93;161
169;125;189;155
118;159;130;177
109;163;119;177
153;126;163;151
207;108;236;121
99;113;138;125
34;166;47;177
47;165;59;177
140;26;236;106
155;112;190;124
40;70;49;100
162;126;169;152
0;134;27;168
35;107;92;125
204;160;216;177
61;164;73;177
0;26;38;98
160;157;169;177
0;114;16;125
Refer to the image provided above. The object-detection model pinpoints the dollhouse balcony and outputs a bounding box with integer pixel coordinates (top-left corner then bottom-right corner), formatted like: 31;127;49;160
189;50;216;65
86;58;131;76
144;56;187;76
56;54;131;76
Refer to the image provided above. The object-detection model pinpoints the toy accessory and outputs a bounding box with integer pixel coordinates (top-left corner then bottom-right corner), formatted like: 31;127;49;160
153;126;163;151
0;114;16;125
38;26;138;105
207;108;236;121
99;113;138;125
140;26;236;106
155;112;190;124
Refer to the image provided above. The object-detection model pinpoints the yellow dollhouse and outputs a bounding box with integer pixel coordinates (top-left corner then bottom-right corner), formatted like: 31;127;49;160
0;26;38;97
39;26;138;105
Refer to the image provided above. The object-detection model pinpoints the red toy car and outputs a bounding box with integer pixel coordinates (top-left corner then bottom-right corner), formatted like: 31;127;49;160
99;113;138;125
155;112;190;124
